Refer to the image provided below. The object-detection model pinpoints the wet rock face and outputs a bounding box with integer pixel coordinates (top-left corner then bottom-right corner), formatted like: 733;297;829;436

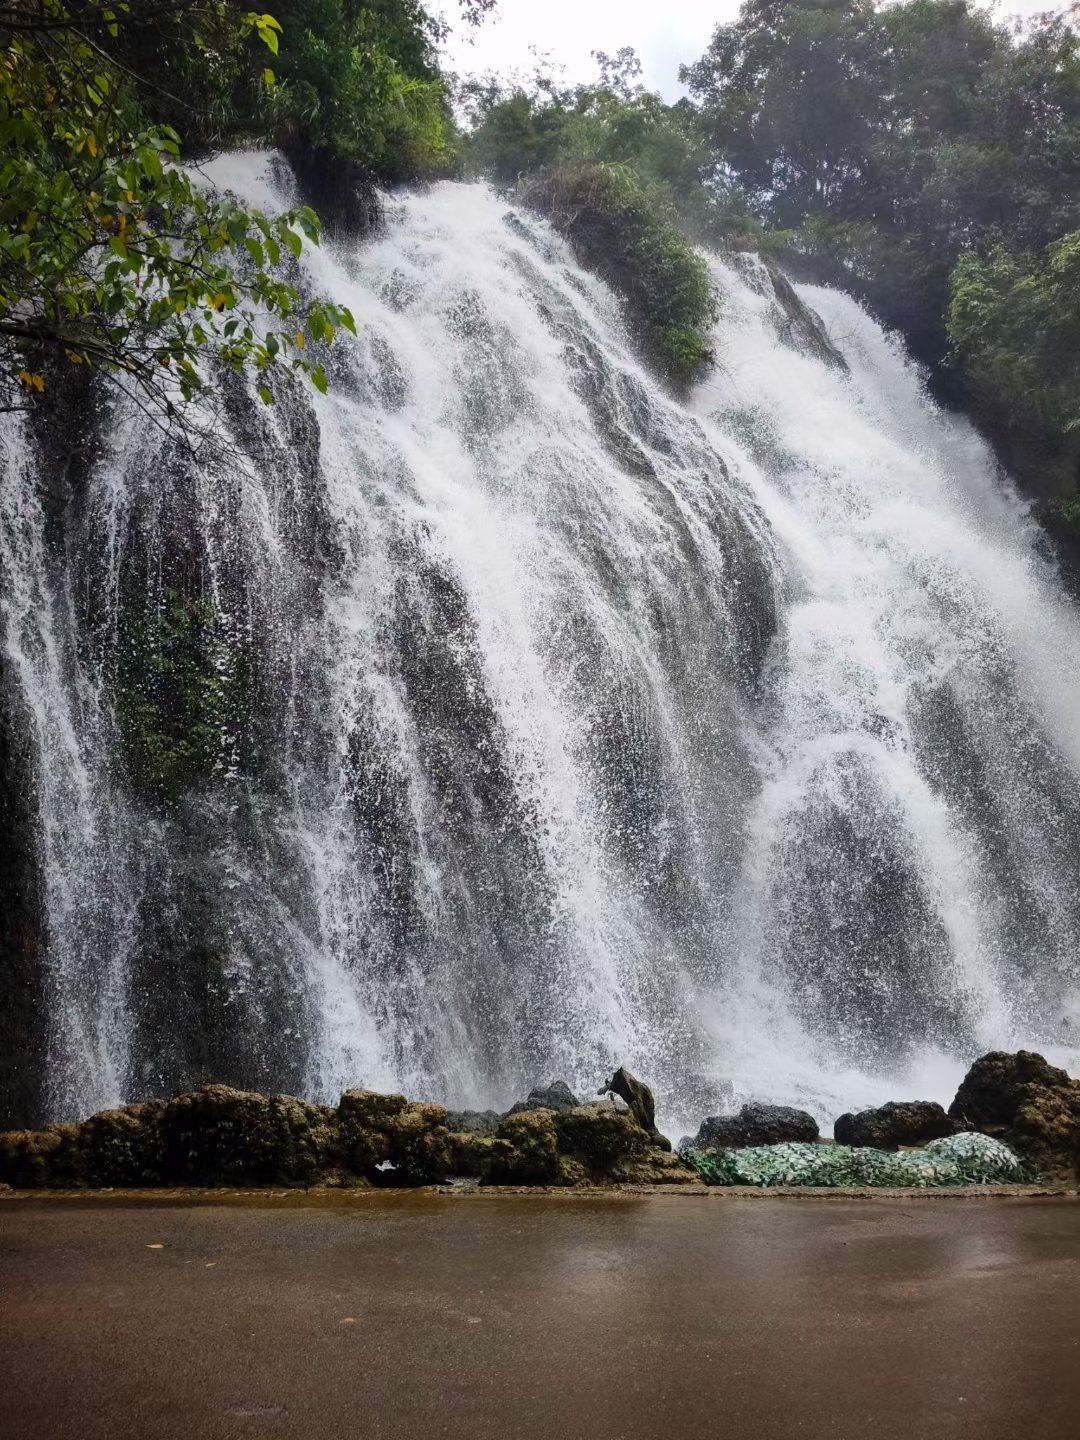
490;1109;560;1185
691;1103;820;1150
0;1078;698;1190
834;1101;957;1150
0;654;45;1130
600;1067;672;1152
949;1050;1080;1181
443;1109;502;1135
507;1080;579;1115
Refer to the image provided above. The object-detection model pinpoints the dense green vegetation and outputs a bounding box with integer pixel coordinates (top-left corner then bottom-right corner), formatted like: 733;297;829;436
111;585;232;804
0;0;487;429
5;0;1080;510
463;57;754;377
681;0;1080;505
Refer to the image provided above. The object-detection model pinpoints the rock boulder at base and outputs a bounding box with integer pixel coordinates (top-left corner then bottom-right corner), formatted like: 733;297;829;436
161;1087;340;1187
443;1109;501;1136
507;1080;579;1115
599;1067;672;1151
0;1076;700;1190
488;1109;560;1185
834;1101;957;1150
691;1102;819;1150
948;1050;1080;1181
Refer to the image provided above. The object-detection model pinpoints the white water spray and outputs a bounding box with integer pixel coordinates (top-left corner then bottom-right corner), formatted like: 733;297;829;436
2;155;1079;1133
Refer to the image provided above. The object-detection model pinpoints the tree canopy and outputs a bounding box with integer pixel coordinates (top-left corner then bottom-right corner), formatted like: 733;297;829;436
0;0;490;434
681;0;1080;507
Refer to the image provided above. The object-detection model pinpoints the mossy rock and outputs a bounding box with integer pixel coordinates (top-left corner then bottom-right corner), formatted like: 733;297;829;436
76;1102;168;1185
383;1102;451;1185
949;1050;1080;1181
554;1101;650;1175
0;1123;81;1187
447;1131;496;1178
488;1109;559;1184
555;1155;590;1187
160;1085;335;1186
337;1089;410;1130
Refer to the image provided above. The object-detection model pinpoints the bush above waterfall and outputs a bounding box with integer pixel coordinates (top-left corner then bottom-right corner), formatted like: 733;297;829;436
520;164;718;380
462;62;763;381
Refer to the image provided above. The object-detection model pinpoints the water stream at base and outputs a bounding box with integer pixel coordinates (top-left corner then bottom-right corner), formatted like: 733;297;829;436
3;154;1079;1134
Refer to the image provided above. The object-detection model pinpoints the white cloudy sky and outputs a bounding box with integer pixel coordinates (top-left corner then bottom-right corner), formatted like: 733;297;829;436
441;0;1067;101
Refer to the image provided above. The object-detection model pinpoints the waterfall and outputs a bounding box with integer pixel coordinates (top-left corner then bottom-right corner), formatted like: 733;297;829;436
2;152;1079;1133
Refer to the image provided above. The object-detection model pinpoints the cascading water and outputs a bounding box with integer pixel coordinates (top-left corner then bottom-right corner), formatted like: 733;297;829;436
2;152;1079;1133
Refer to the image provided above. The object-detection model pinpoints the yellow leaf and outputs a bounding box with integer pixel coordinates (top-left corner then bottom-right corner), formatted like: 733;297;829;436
86;133;97;158
63;349;84;365
209;293;226;310
146;1243;165;1250
16;370;45;392
295;330;304;348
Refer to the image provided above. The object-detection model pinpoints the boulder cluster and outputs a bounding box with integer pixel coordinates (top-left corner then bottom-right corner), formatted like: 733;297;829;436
0;1069;696;1191
682;1049;1080;1184
2;1049;1077;1192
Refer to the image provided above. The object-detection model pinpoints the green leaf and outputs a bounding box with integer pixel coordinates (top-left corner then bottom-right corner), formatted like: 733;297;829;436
311;366;328;394
258;383;273;405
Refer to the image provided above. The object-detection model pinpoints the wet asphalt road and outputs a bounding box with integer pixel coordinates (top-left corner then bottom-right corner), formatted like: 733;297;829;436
1;1192;1079;1440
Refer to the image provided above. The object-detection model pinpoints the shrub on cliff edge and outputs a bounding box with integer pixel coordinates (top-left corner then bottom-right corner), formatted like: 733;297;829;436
521;163;718;382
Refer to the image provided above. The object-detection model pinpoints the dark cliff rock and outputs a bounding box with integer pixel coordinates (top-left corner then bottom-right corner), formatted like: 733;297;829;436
834;1100;957;1150
949;1050;1080;1182
600;1066;672;1151
0;652;45;1130
732;253;847;372
761;255;848;372
507;1079;579;1115
689;1102;820;1149
283;144;382;241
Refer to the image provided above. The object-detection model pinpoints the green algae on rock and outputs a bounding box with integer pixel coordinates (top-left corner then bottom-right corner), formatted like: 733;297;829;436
681;1134;1031;1188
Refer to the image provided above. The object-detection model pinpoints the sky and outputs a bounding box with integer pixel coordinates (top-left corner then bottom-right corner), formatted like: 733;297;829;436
440;0;731;101
441;0;1069;102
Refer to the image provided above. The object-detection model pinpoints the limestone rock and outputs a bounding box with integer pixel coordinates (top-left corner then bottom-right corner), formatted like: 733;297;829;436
447;1131;495;1178
834;1101;956;1150
337;1089;409;1129
488;1109;559;1185
443;1109;501;1135
507;1080;579;1115
691;1102;820;1149
382;1102;451;1186
160;1086;337;1186
949;1050;1080;1180
0;1123;80;1187
599;1067;672;1151
554;1100;650;1176
76;1102;168;1185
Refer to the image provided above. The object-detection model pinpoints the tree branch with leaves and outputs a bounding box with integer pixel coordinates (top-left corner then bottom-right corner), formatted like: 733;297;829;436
0;0;354;433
